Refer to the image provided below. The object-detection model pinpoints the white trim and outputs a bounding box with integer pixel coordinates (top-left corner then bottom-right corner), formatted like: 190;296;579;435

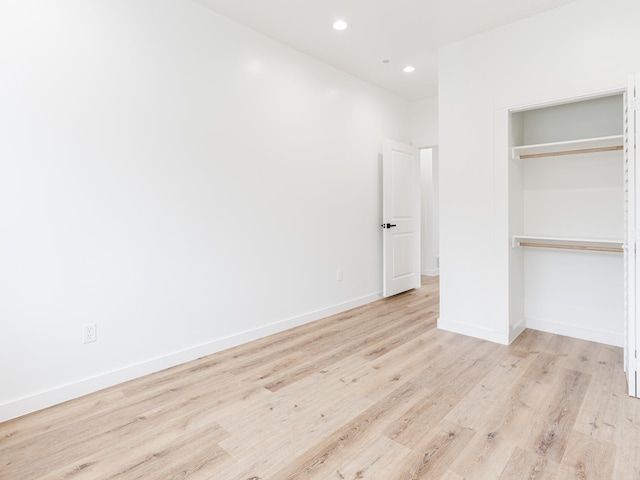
437;316;510;345
509;319;527;344
422;268;439;277
0;291;381;423
526;317;623;347
505;87;626;114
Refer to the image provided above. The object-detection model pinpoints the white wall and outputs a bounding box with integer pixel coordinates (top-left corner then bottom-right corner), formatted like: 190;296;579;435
0;0;410;421
438;0;640;344
411;96;439;147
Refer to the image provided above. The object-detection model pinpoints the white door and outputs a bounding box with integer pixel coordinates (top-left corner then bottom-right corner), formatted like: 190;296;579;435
382;139;421;297
626;73;639;397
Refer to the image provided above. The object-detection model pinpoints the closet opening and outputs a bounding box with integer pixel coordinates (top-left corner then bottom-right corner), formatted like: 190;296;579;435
508;92;626;348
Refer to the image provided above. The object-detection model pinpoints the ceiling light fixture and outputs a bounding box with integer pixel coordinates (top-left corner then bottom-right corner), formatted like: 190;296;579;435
332;20;348;31
403;65;416;73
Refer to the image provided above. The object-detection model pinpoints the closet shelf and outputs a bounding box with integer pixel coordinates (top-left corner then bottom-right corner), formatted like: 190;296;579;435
512;135;624;160
512;235;624;253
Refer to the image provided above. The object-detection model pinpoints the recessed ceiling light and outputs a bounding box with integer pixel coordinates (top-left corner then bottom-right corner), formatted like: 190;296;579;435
333;20;348;31
403;65;416;73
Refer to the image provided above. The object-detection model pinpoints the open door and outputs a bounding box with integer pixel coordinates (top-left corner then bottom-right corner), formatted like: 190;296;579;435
626;73;639;397
382;139;420;297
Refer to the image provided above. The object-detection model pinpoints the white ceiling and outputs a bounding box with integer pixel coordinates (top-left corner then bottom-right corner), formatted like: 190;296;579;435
193;0;577;100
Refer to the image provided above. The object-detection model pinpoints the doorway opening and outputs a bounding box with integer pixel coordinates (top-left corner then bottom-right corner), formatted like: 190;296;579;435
420;147;439;278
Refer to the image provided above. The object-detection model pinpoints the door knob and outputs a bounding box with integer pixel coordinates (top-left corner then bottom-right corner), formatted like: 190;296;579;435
381;223;397;229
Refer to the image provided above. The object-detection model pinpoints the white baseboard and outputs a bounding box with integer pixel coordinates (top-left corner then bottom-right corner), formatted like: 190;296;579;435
437;316;510;345
509;319;527;344
436;315;621;348
422;269;439;277
0;292;381;423
525;317;623;347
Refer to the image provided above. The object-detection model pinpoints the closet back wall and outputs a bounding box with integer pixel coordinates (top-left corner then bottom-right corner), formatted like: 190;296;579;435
0;0;410;421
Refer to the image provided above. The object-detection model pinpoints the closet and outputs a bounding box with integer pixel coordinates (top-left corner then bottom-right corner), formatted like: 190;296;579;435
508;94;626;347
506;75;640;397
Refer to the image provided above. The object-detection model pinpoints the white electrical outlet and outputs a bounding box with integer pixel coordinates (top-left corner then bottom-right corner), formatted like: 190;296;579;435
83;323;97;344
337;269;343;281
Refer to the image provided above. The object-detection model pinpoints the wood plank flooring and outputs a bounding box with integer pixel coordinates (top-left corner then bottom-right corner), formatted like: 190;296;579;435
2;276;640;479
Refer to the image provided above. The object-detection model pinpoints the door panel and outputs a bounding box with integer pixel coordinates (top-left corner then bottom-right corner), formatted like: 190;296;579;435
382;139;420;297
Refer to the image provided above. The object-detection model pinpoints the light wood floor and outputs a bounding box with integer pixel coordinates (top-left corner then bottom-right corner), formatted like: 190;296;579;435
2;277;640;479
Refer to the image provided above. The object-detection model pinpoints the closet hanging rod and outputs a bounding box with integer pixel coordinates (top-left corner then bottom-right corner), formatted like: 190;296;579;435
518;145;623;159
518;241;623;253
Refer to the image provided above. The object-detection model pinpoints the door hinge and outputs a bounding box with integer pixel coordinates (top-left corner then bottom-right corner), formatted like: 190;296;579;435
632;98;640;111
